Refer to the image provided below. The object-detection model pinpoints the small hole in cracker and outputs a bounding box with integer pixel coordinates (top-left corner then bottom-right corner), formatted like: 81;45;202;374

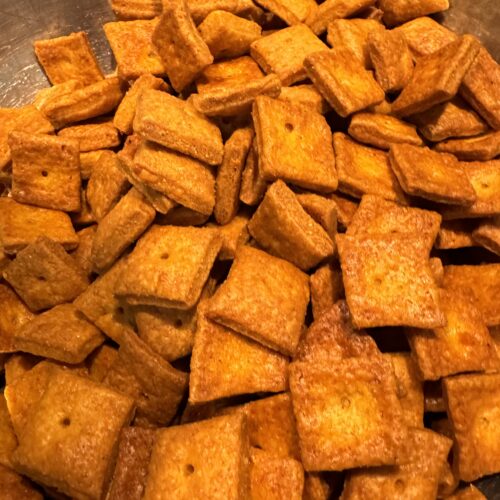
175;319;183;328
185;464;195;475
341;396;350;409
394;479;405;490
37;276;46;282
41;170;48;177
161;253;169;260
285;123;294;132
61;417;71;427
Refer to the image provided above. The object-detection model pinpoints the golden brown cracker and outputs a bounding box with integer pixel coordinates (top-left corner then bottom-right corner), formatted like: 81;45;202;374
79;149;103;179
310;263;344;320
0;394;17;468
87;345;119;382
0;464;43;500
435;220;476;249
239;140;267;206
209;212;250;260
34;31;104;86
278;84;329;114
248;180;335;271
33;79;84;113
296;193;337;238
4;354;40;386
447;485;487;500
110;0;163;19
434;130;500;161
254;0;317;25
429;257;444;286
472;217;500;256
379;0;449;26
206;246;309;356
330;193;359;229
188;0;265;24
58;120;121;152
157;205;210;226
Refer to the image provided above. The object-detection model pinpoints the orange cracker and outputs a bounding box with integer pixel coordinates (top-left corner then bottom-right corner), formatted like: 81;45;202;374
379;0;449;26
9;132;81;212
443;372;500;481
13;303;104;364
336;233;444;329
42;77;125;129
250;24;328;86
441;160;500;219
188;0;265;24
198;10;261;59
392;35;481;117
411;97;488;142
209;212;250;260
278;84;329;114
144;413;250;499
248;180;335;271
72;187;96;226
289;356;405;471
214;128;253;224
334;133;406;202
152;0;213;92
296;193;337;238
460;46;500;130
389;144;476;205
0;393;17;468
58;120;121;152
33;79;84;112
252;96;337;192
87;151;129;221
330;192;358;229
448;485;487;500
341;428;452;499
206;246;309;356
132;140;216;215
3;237;88;312
134;89;223;166
435;220;476;249
0;464;42;500
310;263;344;320
91;188;156;273
250;448;304;500
34;31;104;86
110;0;163;19
429;257;444;286
472;217;500;256
87;345;119;382
115;225;221;309
253;0;317;25
442;264;500;326
189;313;288;404
434;130;500;161
4;354;40;385
12;368;135;499
366;29;414;92
158;205;210;226
79;150;103;179
239;141;267;206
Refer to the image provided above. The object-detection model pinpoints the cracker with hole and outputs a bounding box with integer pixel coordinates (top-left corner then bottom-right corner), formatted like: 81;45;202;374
278;84;329;114
250;24;328;86
250;448;304;500
58;120;121;152
254;0;317;25
389;144;476;205
12;368;135;500
435;220;476;249
189;313;288;404
110;0;163;19
13;303;104;364
9;132;81;213
348;113;422;150
43;78;124;129
34;31;104;86
310;263;344;320
341;428;452;499
91;188;155;273
379;0;450;26
132;140;216;215
334;133;406;202
337;233;444;329
460;46;500;130
443;372;500;481
434;130;500;161
392;35;481;117
144;413;250;499
134;89;223;166
472;217;500;256
152;0;213;92
442;264;500;326
289;356;405;471
206;246;309;356
248;180;335;271
296;193;337;238
408;288;497;380
367;29;414;92
3;237;88;312
116;225;221;309
252;96;337;192
209;212;250;260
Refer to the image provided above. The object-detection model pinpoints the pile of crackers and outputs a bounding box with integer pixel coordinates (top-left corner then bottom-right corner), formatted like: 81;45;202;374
0;0;499;498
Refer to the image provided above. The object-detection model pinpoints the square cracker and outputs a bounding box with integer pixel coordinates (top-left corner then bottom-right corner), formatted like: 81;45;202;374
250;449;304;500
12;368;135;500
442;264;500;327
189;313;288;404
134;89;223;166
250;24;328;86
304;48;385;117
9;132;81;212
13;303;104;364
115;225;221;309
379;0;449;26
441;160;500;219
408;288;498;381
34;31;104;86
104;20;165;79
3;237;88;312
310;263;344;320
392;35;481;117
58;120;121;152
333;133;406;203
434;130;500;161
110;0;163;19
278;84;329;114
205;246;310;356
152;0;213;92
253;0;317;26
472;217;500;256
388;144;476;205
443;373;500;481
252;96;337;193
90;188;155;273
341;428;452;499
132;140;215;216
460;46;500;130
348;113;422;150
144;413;250;500
289;356;405;471
336;233;444;329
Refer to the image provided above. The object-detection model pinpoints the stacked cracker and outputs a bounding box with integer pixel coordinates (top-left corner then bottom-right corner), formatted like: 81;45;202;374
0;0;499;498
